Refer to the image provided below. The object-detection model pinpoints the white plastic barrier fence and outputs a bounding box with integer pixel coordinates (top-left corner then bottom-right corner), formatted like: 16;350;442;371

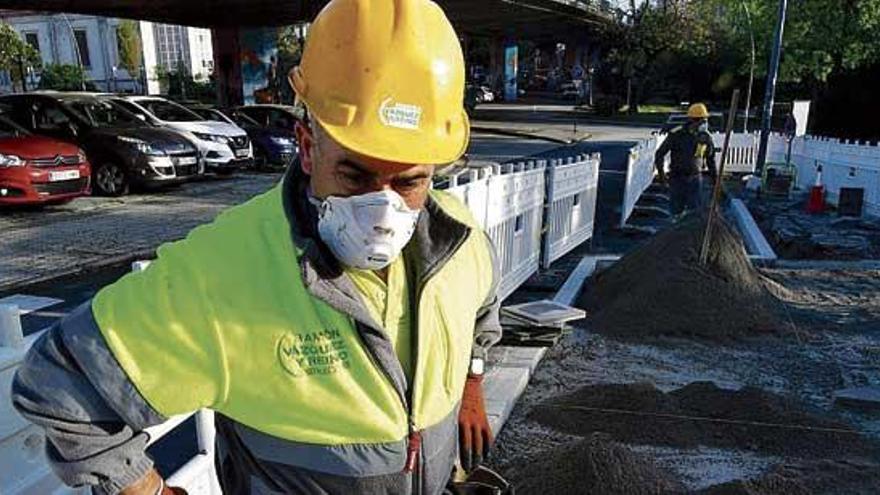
441;161;547;301
620;134;665;227
775;134;880;217
1;305;88;495
0;262;221;495
541;154;601;268
712;132;760;174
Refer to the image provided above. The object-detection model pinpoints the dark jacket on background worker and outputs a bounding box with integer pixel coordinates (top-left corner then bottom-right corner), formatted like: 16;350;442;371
654;125;717;181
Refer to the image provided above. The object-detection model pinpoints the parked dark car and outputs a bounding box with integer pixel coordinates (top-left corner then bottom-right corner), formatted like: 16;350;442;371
234;104;303;134
0;92;201;196
0;109;91;206
188;105;298;170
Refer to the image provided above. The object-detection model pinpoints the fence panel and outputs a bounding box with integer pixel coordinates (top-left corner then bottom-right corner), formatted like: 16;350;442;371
620;135;663;227
712;132;759;173
541;153;601;268
484;161;546;301
780;135;880;217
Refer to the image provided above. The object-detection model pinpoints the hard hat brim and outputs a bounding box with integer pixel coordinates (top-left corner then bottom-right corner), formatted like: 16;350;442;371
312;109;471;168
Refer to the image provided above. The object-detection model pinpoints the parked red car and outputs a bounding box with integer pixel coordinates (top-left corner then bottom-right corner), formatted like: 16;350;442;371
0;113;91;206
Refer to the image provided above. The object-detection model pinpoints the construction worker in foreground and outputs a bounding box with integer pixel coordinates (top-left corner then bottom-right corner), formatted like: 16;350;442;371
12;1;502;493
654;103;718;217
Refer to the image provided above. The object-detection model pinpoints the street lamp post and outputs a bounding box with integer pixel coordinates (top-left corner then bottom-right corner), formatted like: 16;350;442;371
741;0;756;133
62;14;88;91
756;0;789;174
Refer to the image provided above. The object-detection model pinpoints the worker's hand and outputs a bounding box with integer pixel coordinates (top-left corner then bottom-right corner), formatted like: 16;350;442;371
459;374;493;473
119;468;188;495
657;173;667;185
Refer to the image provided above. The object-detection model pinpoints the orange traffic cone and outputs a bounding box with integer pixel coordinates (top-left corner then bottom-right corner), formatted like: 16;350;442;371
806;165;825;214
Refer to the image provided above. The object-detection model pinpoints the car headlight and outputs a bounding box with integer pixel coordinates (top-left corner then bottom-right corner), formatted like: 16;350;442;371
0;154;24;167
193;132;228;144
76;150;88;164
269;136;294;146
118;136;166;156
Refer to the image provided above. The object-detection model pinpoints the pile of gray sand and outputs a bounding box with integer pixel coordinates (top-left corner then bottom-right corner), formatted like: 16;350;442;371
529;381;877;459
699;459;880;495
579;212;787;339
505;432;684;495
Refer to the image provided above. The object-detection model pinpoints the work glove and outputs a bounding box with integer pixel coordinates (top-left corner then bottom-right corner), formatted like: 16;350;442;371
459;374;493;472
119;468;188;495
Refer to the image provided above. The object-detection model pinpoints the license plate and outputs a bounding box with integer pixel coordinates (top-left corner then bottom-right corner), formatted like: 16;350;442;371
49;170;80;182
234;148;249;158
175;157;198;165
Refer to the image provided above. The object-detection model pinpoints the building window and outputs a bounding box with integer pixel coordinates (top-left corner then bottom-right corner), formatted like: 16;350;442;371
24;32;40;54
74;29;91;68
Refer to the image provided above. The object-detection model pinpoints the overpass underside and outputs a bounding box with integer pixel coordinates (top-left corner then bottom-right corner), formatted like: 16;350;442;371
0;0;609;37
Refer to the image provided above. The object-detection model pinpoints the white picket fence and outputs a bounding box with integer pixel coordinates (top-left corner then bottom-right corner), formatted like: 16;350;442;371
542;154;601;268
711;132;760;174
619;134;665;227
0;263;223;495
769;134;880;217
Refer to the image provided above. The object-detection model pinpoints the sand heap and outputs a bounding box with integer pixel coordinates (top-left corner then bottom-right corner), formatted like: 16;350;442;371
505;432;683;495
579;212;787;339
700;459;880;495
529;381;877;460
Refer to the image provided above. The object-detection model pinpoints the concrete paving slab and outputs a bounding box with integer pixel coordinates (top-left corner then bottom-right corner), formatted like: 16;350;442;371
0;295;63;315
834;387;880;410
483;366;531;434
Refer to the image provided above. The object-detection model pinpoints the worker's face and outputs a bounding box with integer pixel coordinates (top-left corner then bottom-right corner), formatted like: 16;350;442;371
690;118;708;130
296;121;435;211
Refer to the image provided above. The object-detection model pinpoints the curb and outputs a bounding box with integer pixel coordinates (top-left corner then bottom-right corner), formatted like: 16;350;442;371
0;248;156;295
471;125;592;145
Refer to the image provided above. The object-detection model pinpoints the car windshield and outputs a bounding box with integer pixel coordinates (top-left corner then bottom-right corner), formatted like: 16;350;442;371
229;111;260;127
62;99;145;129
139;99;203;122
0;107;29;138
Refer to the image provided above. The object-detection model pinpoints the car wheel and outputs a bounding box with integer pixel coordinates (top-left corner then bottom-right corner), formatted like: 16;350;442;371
94;162;129;196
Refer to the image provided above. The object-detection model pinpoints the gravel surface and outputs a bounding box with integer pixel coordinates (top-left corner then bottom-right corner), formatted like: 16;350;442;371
490;267;880;492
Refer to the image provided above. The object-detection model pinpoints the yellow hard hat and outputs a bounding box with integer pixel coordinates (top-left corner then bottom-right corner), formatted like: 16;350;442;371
289;0;469;165
687;103;710;119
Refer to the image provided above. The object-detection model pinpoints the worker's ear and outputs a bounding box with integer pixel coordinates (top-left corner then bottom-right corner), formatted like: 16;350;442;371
295;120;315;175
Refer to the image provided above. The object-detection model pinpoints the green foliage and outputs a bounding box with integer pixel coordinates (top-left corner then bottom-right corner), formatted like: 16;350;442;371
39;64;92;91
598;0;880;106
155;63;216;103
116;19;142;79
0;22;42;90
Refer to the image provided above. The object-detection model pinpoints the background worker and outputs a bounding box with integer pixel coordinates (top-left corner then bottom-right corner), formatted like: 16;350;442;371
655;103;718;217
12;1;501;494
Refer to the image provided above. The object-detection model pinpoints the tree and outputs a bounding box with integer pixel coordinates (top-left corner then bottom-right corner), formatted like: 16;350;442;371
116;20;143;85
601;1;715;111
39;64;91;91
0;22;42;92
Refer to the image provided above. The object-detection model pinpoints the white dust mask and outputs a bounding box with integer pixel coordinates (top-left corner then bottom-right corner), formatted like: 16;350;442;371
312;190;420;270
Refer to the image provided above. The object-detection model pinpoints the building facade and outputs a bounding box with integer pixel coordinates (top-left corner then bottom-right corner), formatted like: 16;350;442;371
0;12;213;95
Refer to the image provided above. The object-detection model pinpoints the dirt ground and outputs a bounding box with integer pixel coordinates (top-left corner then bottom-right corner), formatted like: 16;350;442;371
747;195;880;260
488;267;880;494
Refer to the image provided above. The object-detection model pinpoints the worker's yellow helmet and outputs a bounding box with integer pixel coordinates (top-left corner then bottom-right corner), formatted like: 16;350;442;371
289;0;469;165
687;103;710;119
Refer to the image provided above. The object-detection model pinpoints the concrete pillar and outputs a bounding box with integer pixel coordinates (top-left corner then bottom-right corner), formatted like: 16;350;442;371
212;27;243;107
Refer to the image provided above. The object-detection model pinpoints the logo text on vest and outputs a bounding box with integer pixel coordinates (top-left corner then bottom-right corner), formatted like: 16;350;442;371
278;329;351;377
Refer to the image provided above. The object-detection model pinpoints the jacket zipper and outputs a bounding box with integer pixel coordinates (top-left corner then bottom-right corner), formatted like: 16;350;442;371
405;227;472;495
